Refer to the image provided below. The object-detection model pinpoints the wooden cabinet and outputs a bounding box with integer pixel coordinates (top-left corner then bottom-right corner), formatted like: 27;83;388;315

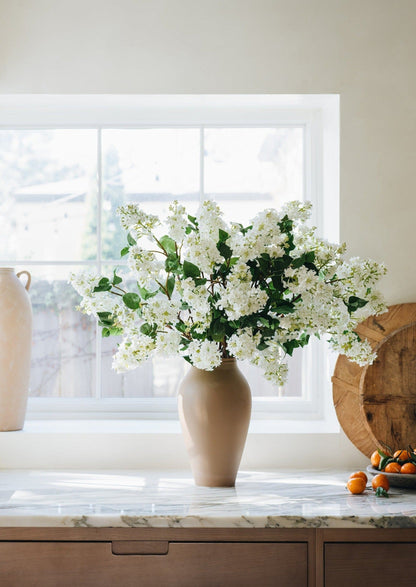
321;529;416;587
0;527;415;586
0;540;307;587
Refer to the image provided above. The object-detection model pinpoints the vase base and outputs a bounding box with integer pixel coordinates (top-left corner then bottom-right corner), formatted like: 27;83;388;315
193;473;237;488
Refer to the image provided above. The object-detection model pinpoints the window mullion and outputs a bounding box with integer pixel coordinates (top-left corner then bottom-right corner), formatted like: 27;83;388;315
199;125;204;203
95;128;103;400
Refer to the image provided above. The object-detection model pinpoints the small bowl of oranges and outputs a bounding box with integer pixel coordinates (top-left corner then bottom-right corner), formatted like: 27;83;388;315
366;446;416;489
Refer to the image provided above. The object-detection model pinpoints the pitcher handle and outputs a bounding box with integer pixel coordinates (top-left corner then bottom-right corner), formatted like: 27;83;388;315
17;270;31;291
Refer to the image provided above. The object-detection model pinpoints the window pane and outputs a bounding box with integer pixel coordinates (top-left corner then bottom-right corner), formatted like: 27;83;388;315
28;265;96;398
0;130;98;262
239;351;303;398
101;129;200;260
101;347;186;399
204;127;304;225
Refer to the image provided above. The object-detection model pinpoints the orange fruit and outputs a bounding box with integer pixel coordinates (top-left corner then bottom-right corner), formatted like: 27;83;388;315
400;462;416;474
347;477;366;494
394;449;412;461
385;462;401;474
349;471;368;483
370;451;381;468
371;474;389;492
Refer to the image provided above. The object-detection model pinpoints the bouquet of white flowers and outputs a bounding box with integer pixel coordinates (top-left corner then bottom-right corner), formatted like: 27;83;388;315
70;199;386;386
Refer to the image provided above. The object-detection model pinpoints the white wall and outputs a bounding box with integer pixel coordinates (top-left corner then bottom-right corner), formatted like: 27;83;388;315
0;0;415;469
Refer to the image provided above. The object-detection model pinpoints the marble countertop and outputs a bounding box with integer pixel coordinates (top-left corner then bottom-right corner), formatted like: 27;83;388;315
0;469;415;529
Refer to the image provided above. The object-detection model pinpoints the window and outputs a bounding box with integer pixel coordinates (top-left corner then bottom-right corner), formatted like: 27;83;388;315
0;95;339;420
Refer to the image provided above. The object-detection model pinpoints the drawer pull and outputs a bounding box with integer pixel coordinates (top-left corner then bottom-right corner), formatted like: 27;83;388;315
112;541;169;555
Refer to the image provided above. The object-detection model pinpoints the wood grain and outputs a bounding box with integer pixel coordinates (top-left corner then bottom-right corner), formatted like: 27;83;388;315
0;541;308;587
332;304;416;457
325;542;416;587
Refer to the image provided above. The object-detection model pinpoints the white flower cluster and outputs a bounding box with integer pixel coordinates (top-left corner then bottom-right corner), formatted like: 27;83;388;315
217;261;268;320
127;246;164;288
180;277;212;332
185;339;222;371
229;208;287;262
71;198;387;386
113;334;156;373
118;204;160;238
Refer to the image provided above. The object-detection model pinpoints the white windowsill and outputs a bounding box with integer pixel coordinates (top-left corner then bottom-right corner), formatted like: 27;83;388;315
14;418;339;435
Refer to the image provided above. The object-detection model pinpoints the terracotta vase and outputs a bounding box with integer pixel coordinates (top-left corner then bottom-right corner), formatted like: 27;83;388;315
178;358;251;487
0;268;32;431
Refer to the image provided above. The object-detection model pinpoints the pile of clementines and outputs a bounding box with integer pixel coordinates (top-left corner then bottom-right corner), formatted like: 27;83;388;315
346;447;416;497
370;447;416;475
347;470;389;497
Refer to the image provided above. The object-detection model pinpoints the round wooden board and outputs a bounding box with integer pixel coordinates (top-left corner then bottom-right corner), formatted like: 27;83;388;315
332;304;416;457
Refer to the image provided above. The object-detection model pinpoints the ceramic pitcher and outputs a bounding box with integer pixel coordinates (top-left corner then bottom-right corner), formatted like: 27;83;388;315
0;268;32;430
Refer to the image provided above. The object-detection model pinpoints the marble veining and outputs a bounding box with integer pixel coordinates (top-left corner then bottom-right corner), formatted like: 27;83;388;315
0;469;415;528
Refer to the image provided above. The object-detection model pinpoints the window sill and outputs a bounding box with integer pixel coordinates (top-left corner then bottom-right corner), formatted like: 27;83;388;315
0;418;365;471
16;418;339;435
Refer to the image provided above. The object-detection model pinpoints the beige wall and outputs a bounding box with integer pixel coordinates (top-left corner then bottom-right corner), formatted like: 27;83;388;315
2;0;415;300
1;0;415;468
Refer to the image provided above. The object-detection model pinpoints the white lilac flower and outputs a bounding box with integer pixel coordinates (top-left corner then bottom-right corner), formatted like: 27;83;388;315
196;199;227;240
78;291;118;317
69;271;101;298
180;278;212;332
141;296;180;327
218;280;268;321
227;329;262;361
128;246;164;288
112;334;156;372
280;200;312;223
229;209;287;262
185;339;222;371
166;200;187;242
117;203;160;236
156;329;182;356
184;231;223;274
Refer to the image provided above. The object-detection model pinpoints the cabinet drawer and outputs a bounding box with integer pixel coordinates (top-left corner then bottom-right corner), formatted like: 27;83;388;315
325;542;416;587
0;541;307;587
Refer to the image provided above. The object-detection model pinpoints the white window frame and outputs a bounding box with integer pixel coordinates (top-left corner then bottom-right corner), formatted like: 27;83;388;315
0;94;339;423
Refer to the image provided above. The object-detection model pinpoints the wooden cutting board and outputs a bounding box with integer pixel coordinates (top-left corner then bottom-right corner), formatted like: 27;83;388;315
332;304;416;457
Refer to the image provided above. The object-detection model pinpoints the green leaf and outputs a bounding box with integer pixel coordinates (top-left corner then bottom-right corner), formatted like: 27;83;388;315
97;312;112;320
193;277;207;286
187;214;198;226
217;241;232;260
347;296;369;313
175;321;187;333
140;323;154;336
159;235;176;254
273;302;295;314
210;319;226;342
379;456;394;470
165;253;180;273
282;339;300;356
127;232;136;246
374;487;389;498
218;229;229;243
93;277;112;292
122;292;141;310
120;246;129;257
101;327;111;337
183;260;200;279
137;285;158;301
257;341;269;351
112;269;122;285
166;276;175;298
